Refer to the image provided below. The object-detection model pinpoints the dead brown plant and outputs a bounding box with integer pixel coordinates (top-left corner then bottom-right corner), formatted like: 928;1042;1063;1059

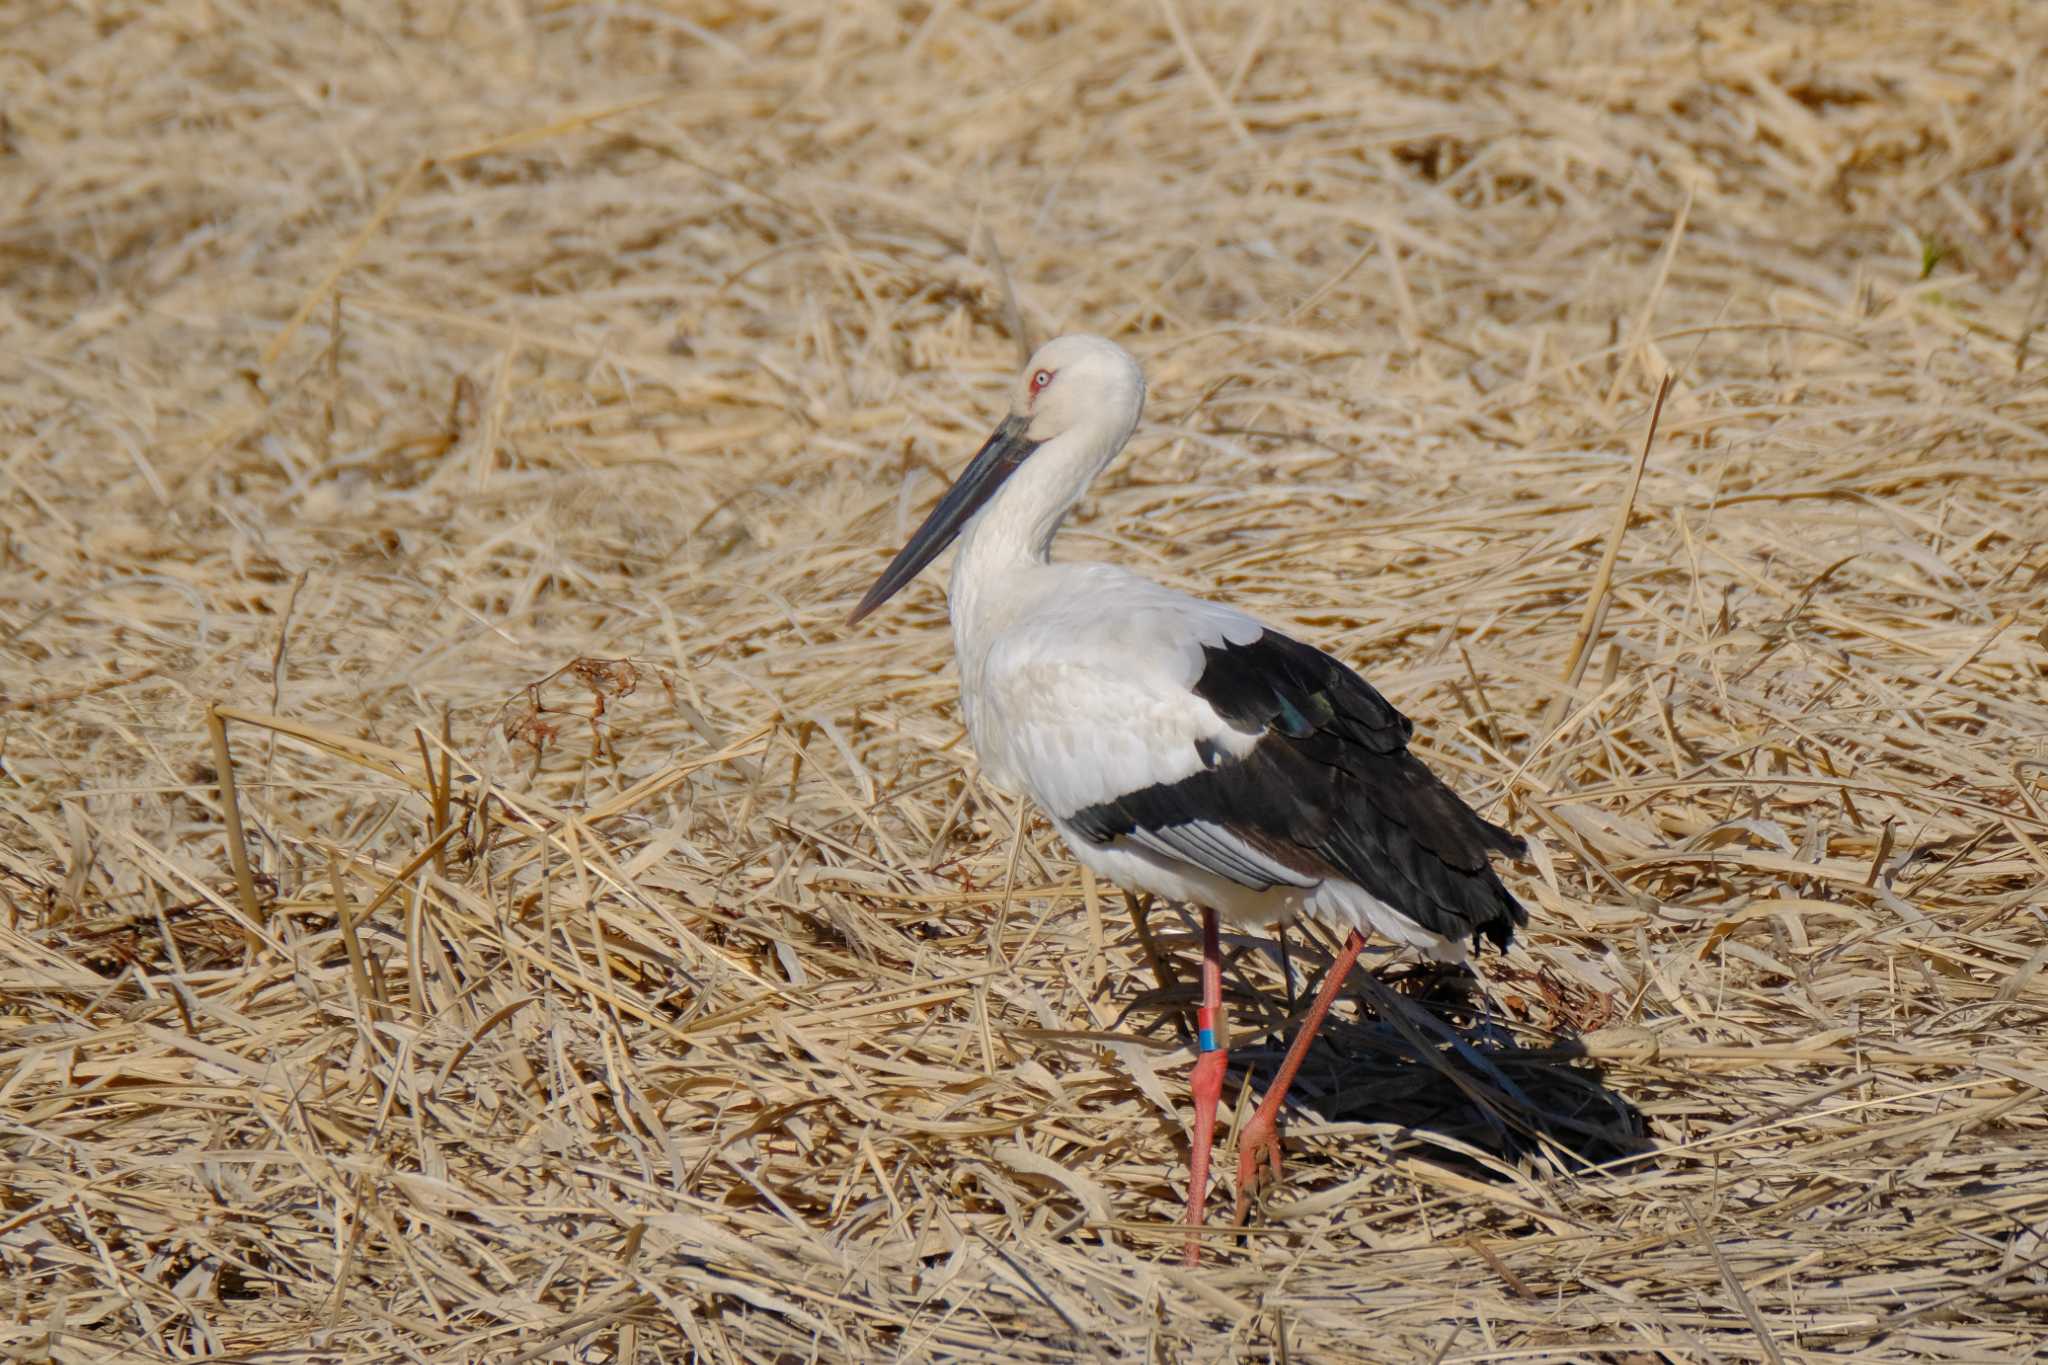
3;1;2045;1359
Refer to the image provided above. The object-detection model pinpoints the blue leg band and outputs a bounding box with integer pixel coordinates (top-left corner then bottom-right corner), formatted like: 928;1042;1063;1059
1198;1027;1219;1053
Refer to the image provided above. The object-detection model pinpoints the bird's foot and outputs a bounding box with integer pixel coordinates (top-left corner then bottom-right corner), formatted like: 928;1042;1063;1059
1230;1110;1285;1227
1182;1048;1229;1266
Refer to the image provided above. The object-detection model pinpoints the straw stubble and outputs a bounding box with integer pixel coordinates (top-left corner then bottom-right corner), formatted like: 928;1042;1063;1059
2;2;2044;1360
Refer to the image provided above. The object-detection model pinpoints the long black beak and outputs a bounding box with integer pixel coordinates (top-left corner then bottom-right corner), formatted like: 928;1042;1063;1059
847;415;1041;625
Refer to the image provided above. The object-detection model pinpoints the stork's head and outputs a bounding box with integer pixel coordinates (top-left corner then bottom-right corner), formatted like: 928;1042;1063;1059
847;335;1146;625
1009;333;1146;447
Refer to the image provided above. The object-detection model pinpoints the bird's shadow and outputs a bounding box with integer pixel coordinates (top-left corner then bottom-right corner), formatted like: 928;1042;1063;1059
1122;910;1652;1181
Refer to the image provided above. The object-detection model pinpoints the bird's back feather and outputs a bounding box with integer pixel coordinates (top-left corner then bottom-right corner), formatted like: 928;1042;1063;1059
1068;628;1528;951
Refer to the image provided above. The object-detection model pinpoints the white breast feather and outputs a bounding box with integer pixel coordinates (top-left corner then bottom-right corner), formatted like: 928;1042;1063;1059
966;566;1262;816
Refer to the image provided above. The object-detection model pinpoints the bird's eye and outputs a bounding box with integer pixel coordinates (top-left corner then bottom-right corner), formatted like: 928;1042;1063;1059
1029;369;1054;395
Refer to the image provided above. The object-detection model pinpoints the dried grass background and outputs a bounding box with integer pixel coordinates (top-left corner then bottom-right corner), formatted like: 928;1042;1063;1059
4;1;2047;1360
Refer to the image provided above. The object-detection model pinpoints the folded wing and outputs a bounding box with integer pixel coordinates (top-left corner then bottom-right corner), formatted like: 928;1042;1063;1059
1010;615;1527;951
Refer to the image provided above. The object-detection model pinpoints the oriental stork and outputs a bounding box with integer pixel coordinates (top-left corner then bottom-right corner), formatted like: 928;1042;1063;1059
848;335;1528;1265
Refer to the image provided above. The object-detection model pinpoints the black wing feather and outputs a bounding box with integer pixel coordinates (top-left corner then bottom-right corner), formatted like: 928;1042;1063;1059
1069;630;1528;951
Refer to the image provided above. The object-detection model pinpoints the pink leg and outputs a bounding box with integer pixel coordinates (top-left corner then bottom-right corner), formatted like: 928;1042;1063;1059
1183;906;1225;1266
1233;928;1368;1225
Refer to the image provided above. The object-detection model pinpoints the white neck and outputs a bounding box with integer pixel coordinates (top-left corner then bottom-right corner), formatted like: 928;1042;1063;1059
947;420;1129;659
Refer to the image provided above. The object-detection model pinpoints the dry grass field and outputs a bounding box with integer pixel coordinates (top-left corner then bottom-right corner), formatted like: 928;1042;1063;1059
5;1;2047;1360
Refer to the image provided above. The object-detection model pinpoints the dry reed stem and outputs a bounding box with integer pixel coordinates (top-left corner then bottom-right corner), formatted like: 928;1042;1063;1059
3;1;2047;1361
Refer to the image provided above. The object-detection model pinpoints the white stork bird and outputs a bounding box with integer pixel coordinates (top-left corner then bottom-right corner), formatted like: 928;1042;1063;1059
848;335;1528;1265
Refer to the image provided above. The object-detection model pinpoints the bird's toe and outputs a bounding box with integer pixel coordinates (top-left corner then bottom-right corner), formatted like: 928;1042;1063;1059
1231;1114;1285;1226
